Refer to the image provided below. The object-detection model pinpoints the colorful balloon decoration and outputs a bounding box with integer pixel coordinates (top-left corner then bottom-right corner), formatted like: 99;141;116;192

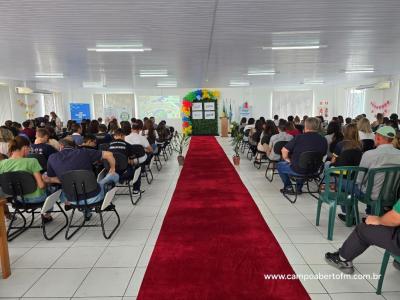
181;89;219;135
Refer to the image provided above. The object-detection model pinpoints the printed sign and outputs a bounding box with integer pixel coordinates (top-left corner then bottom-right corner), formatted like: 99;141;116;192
204;102;215;111
204;111;215;119
192;111;203;119
192;102;203;111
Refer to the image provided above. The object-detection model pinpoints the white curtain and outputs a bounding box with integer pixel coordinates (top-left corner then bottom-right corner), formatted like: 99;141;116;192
272;90;313;119
345;88;365;118
53;92;67;122
0;86;13;125
93;94;104;119
43;94;56;116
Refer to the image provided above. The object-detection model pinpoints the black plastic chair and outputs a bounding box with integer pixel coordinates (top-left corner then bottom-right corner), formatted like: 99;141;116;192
104;152;142;205
362;139;375;152
60;170;120;239
0;171;67;241
154;143;163;171
27;153;47;172
265;141;288;182
142;155;154;184
283;151;324;203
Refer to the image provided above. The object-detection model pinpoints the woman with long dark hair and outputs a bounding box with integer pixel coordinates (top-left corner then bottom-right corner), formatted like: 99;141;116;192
325;121;344;159
256;120;279;157
143;119;158;152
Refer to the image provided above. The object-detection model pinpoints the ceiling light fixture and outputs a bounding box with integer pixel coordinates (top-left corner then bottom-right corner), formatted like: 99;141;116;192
157;81;177;88
247;70;276;76
82;81;105;88
140;70;168;78
344;69;375;74
88;47;151;52
263;45;326;50
229;80;250;87
35;73;64;79
302;79;325;85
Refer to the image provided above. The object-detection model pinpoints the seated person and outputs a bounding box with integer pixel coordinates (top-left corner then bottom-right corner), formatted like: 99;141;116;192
339;126;400;219
330;124;362;167
277;117;328;194
256;120;278;160
125;121;153;193
286;121;301;136
31;128;58;160
156;121;171;143
44;138;119;208
0;137;51;221
96;124;112;145
70;123;83;146
325;199;400;274
80;134;97;150
267;119;293;161
21;120;36;142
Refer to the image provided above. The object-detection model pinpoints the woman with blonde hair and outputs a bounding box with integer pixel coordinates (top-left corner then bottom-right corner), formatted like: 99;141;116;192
0;126;14;156
357;117;375;140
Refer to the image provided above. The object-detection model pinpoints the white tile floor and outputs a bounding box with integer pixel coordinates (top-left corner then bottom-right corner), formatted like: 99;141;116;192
0;137;399;300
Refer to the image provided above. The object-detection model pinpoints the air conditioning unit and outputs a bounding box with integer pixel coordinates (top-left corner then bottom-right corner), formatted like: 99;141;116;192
356;81;392;90
15;87;53;95
15;87;34;94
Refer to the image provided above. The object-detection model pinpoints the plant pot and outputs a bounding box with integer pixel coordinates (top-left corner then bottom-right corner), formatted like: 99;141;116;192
232;155;240;166
177;155;185;166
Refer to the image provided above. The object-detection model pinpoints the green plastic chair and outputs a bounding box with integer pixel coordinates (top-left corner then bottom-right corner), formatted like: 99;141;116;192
376;250;400;294
316;166;368;240
355;166;400;217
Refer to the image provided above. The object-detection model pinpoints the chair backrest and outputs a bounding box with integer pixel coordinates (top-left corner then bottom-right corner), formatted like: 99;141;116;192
273;141;288;155
27;153;47;171
323;166;368;198
111;152;129;172
334;148;363;167
98;143;109;151
362;139;375;152
131;144;146;158
298;151;324;174
0;171;37;200
364;166;400;206
60;170;99;203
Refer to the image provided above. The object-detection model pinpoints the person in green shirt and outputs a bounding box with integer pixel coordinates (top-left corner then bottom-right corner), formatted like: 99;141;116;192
0;136;46;204
325;200;400;274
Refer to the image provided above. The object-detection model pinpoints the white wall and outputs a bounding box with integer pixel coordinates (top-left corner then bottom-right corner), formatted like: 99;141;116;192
2;77;400;127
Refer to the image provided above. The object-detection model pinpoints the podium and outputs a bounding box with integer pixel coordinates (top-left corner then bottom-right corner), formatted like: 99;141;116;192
220;117;229;137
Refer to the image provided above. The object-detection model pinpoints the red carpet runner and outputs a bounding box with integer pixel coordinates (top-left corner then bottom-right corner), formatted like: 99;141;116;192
138;136;310;300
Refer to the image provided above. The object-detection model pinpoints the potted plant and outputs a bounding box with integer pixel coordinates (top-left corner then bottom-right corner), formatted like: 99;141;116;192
230;121;239;137
174;133;190;166
231;133;243;165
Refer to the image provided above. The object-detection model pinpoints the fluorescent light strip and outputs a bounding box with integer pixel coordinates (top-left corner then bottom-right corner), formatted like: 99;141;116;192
140;74;168;78
247;71;276;76
229;81;250;87
35;73;64;78
303;80;325;85
157;84;177;88
263;45;325;50
88;48;151;52
345;69;375;74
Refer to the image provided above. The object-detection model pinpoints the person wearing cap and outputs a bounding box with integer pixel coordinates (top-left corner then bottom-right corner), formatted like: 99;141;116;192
338;126;400;221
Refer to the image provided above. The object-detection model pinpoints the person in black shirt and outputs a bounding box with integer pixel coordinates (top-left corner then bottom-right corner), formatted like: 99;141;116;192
109;129;143;193
95;124;112;145
277;117;328;193
31;128;58;160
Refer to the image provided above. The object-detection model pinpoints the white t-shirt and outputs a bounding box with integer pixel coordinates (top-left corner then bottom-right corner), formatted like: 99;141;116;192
125;132;149;163
359;131;375;141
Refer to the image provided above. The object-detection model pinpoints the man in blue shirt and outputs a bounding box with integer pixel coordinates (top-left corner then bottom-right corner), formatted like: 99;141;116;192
277;117;328;194
44;138;119;209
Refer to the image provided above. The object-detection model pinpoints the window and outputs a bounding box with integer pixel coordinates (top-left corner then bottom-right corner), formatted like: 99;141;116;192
272;90;313;119
345;89;365;118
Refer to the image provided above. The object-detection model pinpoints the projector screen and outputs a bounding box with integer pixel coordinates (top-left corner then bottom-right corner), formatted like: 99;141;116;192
137;95;181;119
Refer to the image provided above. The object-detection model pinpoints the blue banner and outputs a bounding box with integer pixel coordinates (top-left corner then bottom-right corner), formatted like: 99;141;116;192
70;103;91;123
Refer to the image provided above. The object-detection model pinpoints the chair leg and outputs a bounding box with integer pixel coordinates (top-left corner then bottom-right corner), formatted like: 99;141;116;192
327;204;337;241
345;205;354;227
99;208;120;239
376;251;391;295
353;200;360;225
65;208;86;240
7;209;29;241
43;203;69;241
316;198;322;226
146;167;153;184
265;162;274;182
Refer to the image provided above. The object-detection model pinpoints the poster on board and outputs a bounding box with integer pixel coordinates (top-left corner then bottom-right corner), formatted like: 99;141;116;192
192;102;203;111
204;102;215;111
192;111;203;119
204;111;216;119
